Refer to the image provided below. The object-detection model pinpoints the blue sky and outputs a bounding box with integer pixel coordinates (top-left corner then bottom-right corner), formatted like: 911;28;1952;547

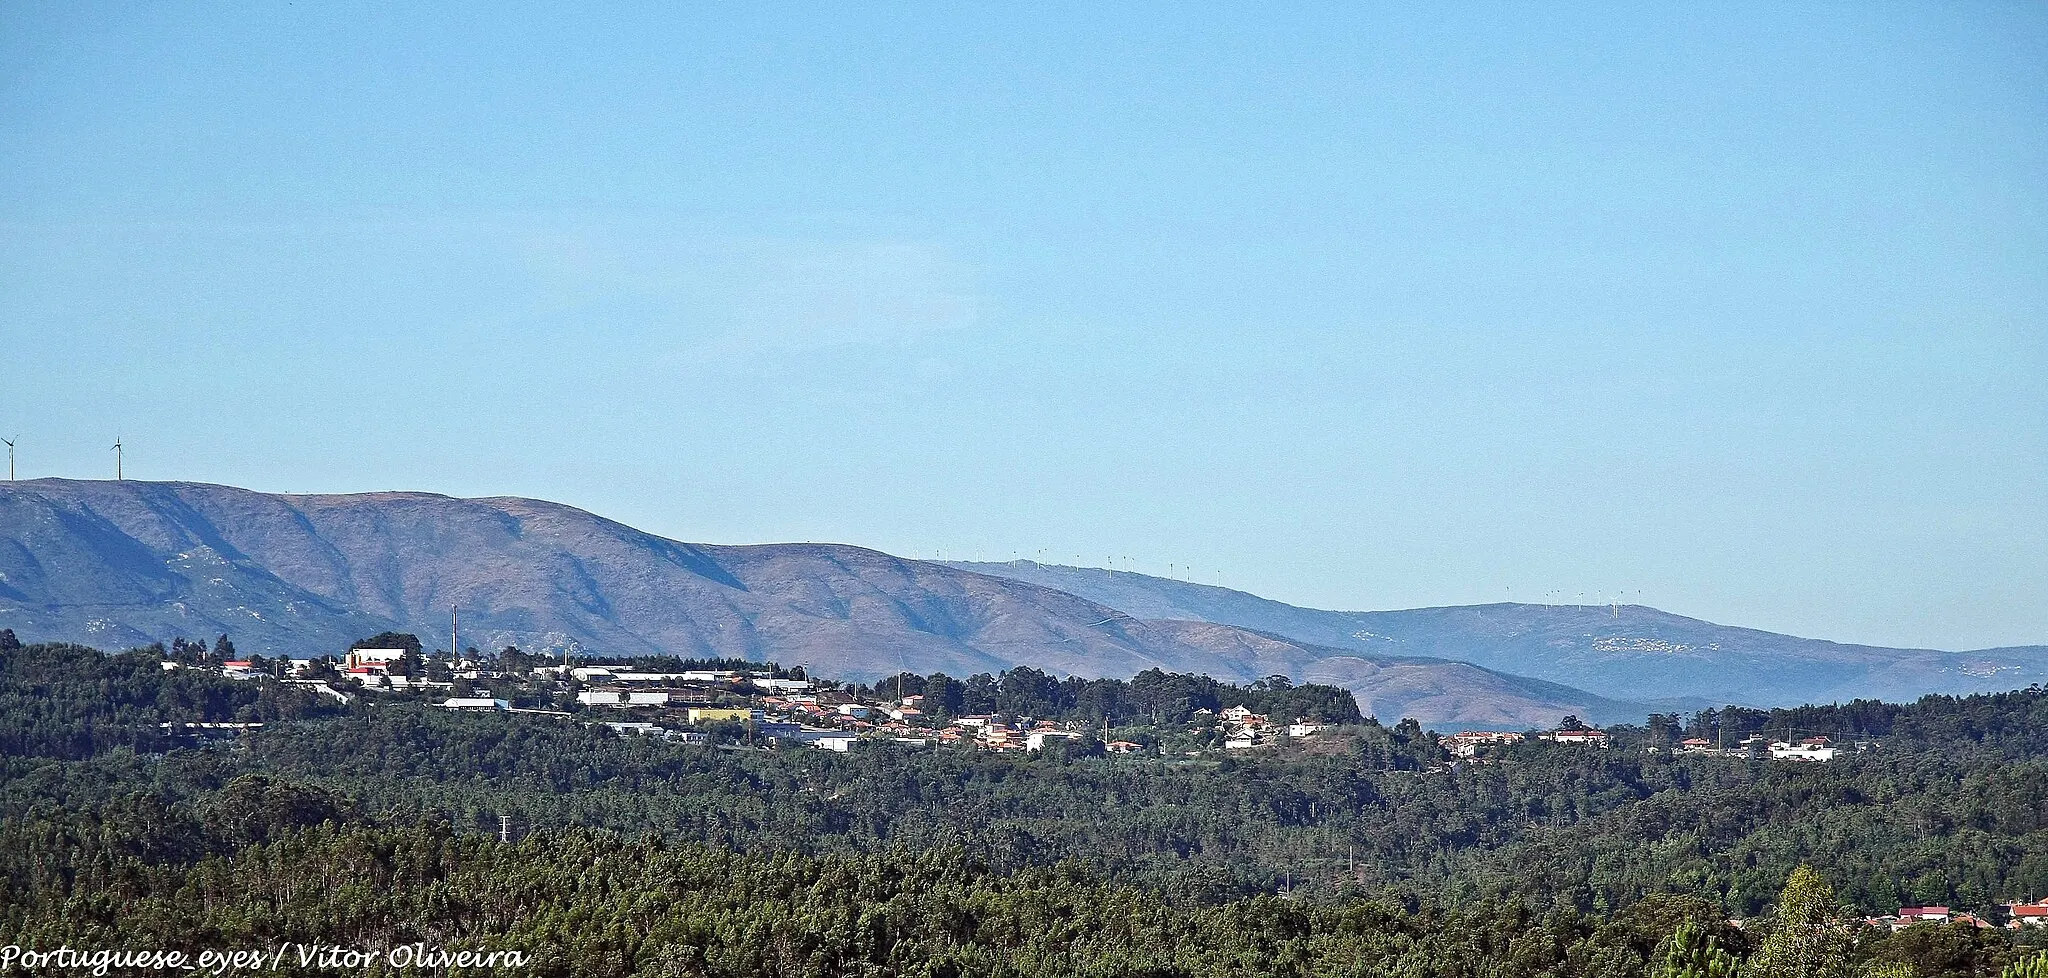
3;3;2043;650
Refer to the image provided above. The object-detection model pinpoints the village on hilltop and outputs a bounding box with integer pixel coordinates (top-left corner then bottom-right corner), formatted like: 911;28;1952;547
169;638;1336;756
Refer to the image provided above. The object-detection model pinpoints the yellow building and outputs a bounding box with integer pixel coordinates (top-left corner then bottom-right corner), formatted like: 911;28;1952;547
688;707;757;724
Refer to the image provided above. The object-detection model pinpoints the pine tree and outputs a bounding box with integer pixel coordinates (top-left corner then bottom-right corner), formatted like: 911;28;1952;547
1652;921;1740;978
1748;866;1856;978
2006;953;2048;978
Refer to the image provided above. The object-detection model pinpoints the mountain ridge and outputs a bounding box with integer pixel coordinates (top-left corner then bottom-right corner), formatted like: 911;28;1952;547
0;478;1643;726
944;559;2048;707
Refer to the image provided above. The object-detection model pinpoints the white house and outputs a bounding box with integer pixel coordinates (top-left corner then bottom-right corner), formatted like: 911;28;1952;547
1769;742;1836;762
807;733;858;752
440;697;509;711
1898;907;1951;925
2004;902;2048;928
1025;730;1082;751
1541;728;1612;747
1441;731;1526;758
677;671;736;683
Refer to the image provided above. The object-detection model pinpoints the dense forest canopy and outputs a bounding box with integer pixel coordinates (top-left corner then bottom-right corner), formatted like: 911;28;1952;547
2;639;2046;977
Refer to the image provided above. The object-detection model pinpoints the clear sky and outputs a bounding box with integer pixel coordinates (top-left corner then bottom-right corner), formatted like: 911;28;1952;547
3;3;2043;650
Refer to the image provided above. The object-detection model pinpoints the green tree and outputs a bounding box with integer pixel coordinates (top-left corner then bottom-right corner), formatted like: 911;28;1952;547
352;631;423;655
1749;866;1856;978
1653;921;1740;978
2006;953;2048;978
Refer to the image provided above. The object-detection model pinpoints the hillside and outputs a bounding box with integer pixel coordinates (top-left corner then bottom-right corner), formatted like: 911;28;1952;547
0;479;1638;726
946;560;2048;707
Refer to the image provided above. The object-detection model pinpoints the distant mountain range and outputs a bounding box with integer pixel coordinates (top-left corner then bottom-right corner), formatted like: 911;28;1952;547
4;480;2039;725
945;560;2048;707
1;479;1653;727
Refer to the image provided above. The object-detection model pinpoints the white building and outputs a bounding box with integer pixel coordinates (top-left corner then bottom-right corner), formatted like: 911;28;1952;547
1769;742;1836;762
347;648;408;671
1026;730;1082;751
577;688;669;707
440;697;509;711
807;733;858;752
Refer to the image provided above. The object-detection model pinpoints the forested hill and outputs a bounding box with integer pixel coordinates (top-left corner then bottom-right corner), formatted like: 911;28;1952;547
0;479;1646;727
3;640;2046;976
948;559;2048;707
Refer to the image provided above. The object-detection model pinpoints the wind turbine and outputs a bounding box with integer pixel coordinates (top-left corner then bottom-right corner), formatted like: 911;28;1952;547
112;437;123;481
2;437;13;481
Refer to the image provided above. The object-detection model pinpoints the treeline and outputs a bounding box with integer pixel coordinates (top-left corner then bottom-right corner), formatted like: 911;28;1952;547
0;641;341;759
1644;691;2048;761
857;666;1365;725
0;809;1722;978
2;808;2037;978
